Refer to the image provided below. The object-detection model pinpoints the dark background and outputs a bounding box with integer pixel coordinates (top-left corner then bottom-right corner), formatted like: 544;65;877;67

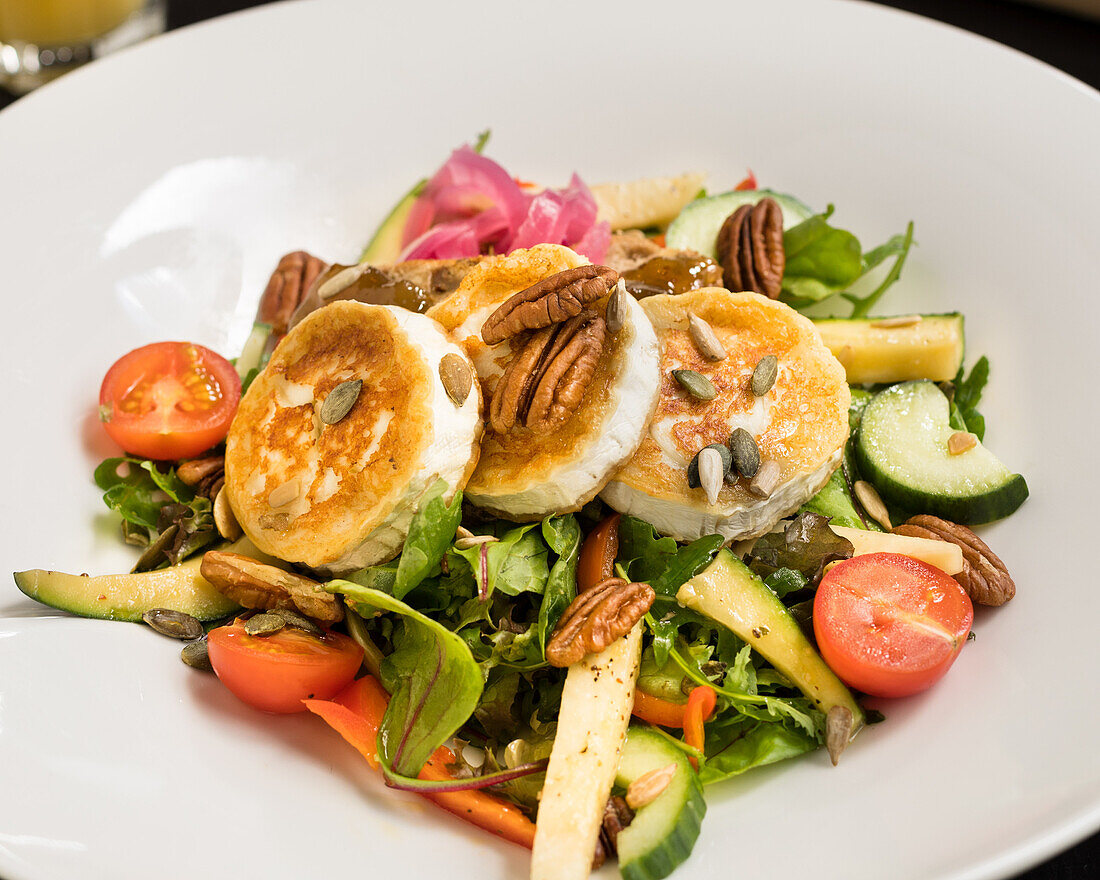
1;1;1097;877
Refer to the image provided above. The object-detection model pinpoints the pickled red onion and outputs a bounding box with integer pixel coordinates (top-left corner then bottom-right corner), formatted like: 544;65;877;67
399;145;609;262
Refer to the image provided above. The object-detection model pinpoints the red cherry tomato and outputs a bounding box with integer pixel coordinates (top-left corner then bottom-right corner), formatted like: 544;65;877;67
99;341;241;460
813;553;973;698
207;622;363;714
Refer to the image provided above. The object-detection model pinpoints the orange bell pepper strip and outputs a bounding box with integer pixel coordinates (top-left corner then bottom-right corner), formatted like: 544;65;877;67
576;513;620;593
304;675;537;849
683;685;717;770
632;687;690;728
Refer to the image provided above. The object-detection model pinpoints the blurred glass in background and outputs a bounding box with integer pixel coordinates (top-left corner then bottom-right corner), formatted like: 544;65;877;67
0;0;165;94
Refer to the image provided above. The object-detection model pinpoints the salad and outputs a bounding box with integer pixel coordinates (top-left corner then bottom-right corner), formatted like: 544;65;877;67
14;136;1028;880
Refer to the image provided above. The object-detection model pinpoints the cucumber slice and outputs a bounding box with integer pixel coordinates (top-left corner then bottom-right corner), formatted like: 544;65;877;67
855;381;1028;524
615;727;706;880
360;186;420;263
665;189;814;259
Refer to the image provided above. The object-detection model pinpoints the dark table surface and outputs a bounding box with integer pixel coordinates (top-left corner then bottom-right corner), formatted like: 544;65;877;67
1;1;1097;878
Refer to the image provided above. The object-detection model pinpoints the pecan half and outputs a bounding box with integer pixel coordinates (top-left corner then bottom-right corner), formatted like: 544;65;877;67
545;577;654;667
715;198;785;299
489;310;606;434
893;515;1016;606
200;551;344;623
480;265;619;345
593;795;635;868
257;251;327;336
177;455;225;500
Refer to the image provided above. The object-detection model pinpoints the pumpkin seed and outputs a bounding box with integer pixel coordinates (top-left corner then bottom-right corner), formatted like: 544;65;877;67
728;428;760;479
213;488;242;541
870;314;922;329
854;480;892;530
826;705;854;766
244;613;286;636
121;520;150;548
180;639;213;672
142;608;204;640
750;355;778;397
688;313;726;361
605;278;627;334
131;523;180;574
948;431;977;455
268;607;322;636
672;369;716;401
439;353;473;406
687;443;731;488
747;459;782;498
697;446;725;505
320;378;363;425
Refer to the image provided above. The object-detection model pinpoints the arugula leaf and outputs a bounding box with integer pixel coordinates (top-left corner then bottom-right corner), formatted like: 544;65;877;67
618;516;722;597
799;468;866;530
392;480;463;599
842;221;915;318
950;356;989;441
94;457;194;531
537;515;581;651
330;580;483;777
698;719;820;786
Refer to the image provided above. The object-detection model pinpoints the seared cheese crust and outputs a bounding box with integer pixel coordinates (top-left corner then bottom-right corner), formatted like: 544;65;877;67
428;244;661;519
602;289;849;542
224;301;481;572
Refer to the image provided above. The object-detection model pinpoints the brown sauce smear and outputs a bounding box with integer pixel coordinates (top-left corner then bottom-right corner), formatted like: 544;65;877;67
622;254;724;298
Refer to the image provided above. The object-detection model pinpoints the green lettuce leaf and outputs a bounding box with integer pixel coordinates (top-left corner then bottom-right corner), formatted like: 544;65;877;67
392;480;463;599
537;515;581;650
749;513;854;582
94;457;194;531
330;580;483;777
698;719;820;786
618;516;723;597
451;523;549;599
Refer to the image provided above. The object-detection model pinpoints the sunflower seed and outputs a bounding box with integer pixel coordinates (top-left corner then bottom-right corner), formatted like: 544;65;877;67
697;446;725;505
317;263;366;300
625;762;677;809
728;428;760;479
747;459;782;498
268;607;323;636
320;378;363;425
180;639;213;672
854;480;892;530
213;488;242;541
750;355;778;397
948;431;978;455
672;369;716;401
826;705;854;766
688;313;726;361
244;613;286;636
605;278;627;334
142;608;204;640
439;353;473;406
267;479;299;509
456;525;476;540
454;534;499;551
870;314;922;329
687;443;731;488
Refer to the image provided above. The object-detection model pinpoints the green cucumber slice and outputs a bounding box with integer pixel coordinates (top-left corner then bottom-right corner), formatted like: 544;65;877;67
855;381;1028;524
665;189;814;259
615;726;706;880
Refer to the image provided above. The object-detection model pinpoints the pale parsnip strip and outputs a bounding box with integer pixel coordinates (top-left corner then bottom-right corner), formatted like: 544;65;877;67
530;622;643;880
832;525;964;575
592;173;706;231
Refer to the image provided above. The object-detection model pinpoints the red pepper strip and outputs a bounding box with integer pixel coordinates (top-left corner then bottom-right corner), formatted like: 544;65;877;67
682;685;717;770
650;233;667;248
304;676;537;849
734;170;758;191
576;513;621;593
631;687;690;728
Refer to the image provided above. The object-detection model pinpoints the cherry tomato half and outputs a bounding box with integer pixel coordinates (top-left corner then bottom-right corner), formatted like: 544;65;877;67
813;553;973;698
207;622;363;714
99;341;241;460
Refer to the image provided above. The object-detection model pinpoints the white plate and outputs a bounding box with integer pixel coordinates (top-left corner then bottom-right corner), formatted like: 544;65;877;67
1;0;1098;878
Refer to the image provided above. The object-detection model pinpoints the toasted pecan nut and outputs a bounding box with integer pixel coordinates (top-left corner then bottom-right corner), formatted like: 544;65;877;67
489;310;606;434
715;198;785;299
893;515;1016;606
257;251;327;336
200;551;343;623
480;265;619;345
545;577;654;667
